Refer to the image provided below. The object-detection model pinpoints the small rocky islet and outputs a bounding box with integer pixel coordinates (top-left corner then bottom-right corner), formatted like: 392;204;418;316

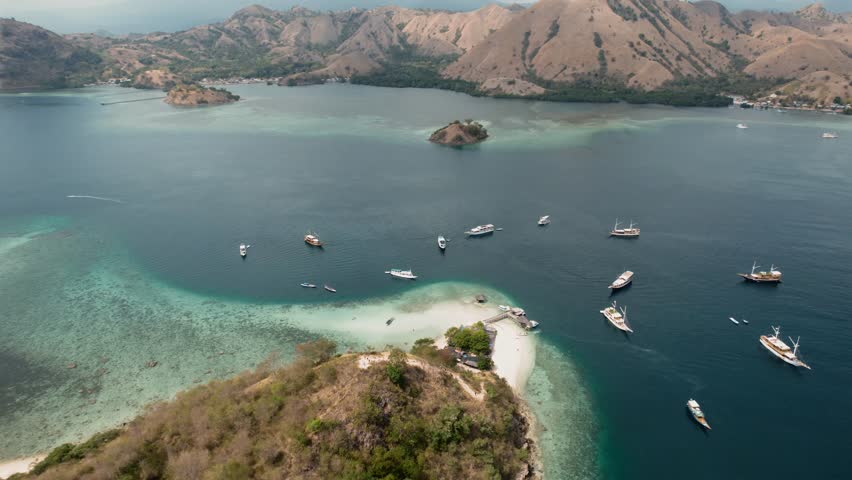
429;120;489;146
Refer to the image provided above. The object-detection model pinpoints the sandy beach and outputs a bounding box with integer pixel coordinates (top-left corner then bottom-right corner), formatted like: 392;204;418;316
0;456;43;479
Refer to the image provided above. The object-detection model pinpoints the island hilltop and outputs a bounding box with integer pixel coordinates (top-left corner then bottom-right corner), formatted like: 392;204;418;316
430;120;489;146
10;340;538;480
165;84;240;106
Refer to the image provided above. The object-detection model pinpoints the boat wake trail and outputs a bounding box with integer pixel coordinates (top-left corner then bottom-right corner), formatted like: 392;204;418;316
66;195;124;204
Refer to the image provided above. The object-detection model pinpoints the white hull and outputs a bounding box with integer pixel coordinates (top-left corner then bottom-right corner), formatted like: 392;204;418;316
600;309;633;333
759;337;810;369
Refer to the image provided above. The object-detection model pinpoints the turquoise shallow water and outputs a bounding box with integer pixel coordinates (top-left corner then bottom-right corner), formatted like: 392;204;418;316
2;84;852;479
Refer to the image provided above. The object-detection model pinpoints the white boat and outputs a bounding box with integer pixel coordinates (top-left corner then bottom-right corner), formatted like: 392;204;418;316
300;282;316;288
438;235;447;250
465;224;495;236
324;285;337;293
386;268;417;280
687;399;711;430
239;244;248;257
730;317;739;325
538;215;550;226
737;261;782;283
737;123;749;129
610;219;640;237
759;326;811;369
822;132;838;139
609;271;634;290
600;301;633;333
498;305;511;312
742;319;749;325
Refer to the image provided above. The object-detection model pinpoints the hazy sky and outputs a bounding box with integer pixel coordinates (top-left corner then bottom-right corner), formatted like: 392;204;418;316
2;0;850;34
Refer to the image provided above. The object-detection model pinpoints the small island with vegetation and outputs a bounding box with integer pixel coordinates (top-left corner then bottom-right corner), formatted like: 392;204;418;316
10;339;538;480
165;84;240;106
429;119;489;146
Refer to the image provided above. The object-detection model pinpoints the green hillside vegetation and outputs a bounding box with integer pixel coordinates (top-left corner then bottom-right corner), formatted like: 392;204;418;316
13;340;533;480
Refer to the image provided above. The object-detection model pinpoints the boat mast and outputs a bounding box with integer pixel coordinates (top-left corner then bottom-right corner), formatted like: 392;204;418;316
790;336;801;356
771;325;780;339
751;261;759;275
613;218;619;231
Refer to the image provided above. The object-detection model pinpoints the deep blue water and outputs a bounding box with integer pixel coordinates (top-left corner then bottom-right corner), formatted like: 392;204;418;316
1;84;851;478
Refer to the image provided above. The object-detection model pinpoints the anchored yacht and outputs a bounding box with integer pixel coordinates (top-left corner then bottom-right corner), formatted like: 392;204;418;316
600;301;633;333
300;282;316;288
737;123;749;129
759;326;811;369
465;224;495;236
609;271;634;290
538;215;551;226
438;235;447;250
822;132;839;139
304;232;323;247
610;219;640;237
738;261;782;283
324;285;337;293
687;399;711;430
386;268;417;280
239;244;247;257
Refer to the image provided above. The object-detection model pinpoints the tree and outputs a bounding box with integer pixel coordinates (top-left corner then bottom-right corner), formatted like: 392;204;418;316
833;96;844;105
386;348;407;386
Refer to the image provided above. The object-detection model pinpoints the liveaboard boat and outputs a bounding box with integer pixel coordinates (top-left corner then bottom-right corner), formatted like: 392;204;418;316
610;219;640;237
737;123;749;129
822;132;839;139
600;301;633;333
239;244;247;257
304;232;323;247
609;271;634;290
686;399;711;430
465;224;495;236
538;215;550;226
386;268;417;280
737;261;782;283
759;326;811;369
324;285;337;293
438;235;447;250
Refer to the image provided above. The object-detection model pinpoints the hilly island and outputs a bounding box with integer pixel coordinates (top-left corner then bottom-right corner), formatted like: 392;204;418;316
2;1;852;107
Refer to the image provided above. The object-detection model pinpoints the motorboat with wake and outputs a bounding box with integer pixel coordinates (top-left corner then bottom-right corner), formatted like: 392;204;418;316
759;326;811;369
386;268;417;280
600;301;633;333
687;399;711;430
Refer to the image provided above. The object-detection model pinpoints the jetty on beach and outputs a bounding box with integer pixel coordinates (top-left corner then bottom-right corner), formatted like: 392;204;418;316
483;307;540;330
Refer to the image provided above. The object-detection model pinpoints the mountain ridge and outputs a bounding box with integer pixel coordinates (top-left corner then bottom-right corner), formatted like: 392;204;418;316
2;1;850;105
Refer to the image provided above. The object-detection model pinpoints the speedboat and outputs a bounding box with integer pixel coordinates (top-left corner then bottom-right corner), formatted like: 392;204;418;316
759;326;810;369
730;317;739;325
600;301;633;333
609;271;634;290
737;123;749;129
822;132;838;139
304;232;323;247
239;244;247;257
465;224;495;236
386;268;417;280
742;319;749;324
610;219;640;237
300;282;317;288
438;235;447;250
737;261;782;283
324;285;337;293
687;399;711;430
498;305;511;312
538;215;550;226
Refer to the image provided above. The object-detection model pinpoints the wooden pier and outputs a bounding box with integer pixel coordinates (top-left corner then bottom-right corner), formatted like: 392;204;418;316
483;310;538;330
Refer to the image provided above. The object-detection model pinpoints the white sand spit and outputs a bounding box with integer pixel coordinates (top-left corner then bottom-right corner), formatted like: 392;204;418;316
0;455;44;479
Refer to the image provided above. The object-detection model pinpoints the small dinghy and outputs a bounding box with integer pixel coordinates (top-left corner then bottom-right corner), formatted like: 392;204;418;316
386;317;395;326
